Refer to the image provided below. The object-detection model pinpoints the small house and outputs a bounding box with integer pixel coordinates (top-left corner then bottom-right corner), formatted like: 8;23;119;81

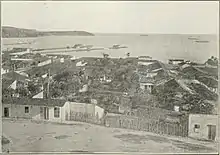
2;97;67;123
139;76;155;93
2;72;30;95
37;59;52;67
138;56;152;61
138;60;156;66
1;67;10;75
188;114;218;141
168;59;184;65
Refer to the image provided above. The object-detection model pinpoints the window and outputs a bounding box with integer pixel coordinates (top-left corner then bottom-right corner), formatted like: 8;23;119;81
25;107;29;113
144;85;148;89
194;124;200;132
54;107;60;118
40;107;43;113
194;124;200;128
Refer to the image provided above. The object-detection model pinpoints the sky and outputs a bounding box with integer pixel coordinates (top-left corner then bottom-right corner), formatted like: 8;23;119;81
2;1;219;34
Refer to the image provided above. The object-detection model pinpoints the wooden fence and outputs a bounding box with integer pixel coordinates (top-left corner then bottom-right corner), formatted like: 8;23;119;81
105;115;188;137
65;109;188;137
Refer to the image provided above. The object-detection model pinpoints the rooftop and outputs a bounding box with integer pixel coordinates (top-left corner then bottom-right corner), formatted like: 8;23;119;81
3;97;66;107
3;71;29;82
169;59;184;61
139;76;155;83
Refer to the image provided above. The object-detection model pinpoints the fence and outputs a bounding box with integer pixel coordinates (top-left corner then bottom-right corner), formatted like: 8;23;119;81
105;114;188;137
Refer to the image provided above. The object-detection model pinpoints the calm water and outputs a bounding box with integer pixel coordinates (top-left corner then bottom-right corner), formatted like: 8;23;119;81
2;34;218;63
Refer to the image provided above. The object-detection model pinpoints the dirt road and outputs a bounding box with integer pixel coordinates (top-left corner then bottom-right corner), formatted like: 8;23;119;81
2;119;217;153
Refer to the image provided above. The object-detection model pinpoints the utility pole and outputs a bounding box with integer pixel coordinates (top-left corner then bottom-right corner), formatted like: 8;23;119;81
47;69;50;99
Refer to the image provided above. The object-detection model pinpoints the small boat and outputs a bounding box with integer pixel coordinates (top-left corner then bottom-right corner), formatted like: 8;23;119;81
195;40;209;43
79;44;93;48
140;34;148;36
109;44;128;49
188;37;199;40
72;44;83;49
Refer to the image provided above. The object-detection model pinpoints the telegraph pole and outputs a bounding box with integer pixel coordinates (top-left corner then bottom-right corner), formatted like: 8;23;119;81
47;69;50;99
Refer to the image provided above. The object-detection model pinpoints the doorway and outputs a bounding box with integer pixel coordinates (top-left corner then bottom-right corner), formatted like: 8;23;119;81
40;107;49;120
207;125;216;141
4;107;9;117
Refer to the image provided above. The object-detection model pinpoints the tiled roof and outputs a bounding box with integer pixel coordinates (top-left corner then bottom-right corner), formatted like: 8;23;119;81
2;78;14;89
139;76;155;83
3;71;29;82
3;97;66;107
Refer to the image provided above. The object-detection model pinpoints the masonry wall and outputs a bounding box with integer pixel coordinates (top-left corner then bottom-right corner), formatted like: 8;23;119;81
66;102;104;124
188;114;218;141
95;105;104;119
2;104;41;119
48;106;66;123
2;104;66;123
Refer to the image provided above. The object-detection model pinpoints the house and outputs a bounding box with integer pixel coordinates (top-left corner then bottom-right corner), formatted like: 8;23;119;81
2;72;30;95
168;59;184;65
76;61;87;67
1;66;10;75
37;59;52;67
3;71;29;82
138;59;156;66
139;76;155;93
138;56;152;61
2;97;67;123
188;114;218;141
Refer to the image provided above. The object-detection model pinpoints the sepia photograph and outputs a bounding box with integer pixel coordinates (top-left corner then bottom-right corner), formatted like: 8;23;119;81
1;1;219;154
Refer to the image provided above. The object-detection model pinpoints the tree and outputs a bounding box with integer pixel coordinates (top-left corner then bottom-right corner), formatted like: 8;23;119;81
27;82;41;95
206;56;218;66
182;94;214;114
15;87;29;97
2;88;15;98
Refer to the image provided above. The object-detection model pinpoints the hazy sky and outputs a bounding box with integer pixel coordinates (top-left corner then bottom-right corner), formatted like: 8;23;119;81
2;1;219;34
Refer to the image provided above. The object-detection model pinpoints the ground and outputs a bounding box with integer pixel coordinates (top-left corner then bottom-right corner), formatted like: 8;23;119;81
2;119;217;153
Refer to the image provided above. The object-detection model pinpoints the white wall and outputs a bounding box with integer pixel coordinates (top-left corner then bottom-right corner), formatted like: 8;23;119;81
48;106;65;123
189;114;218;141
2;104;41;120
37;59;52;67
95;105;104;119
138;61;154;66
2;103;66;123
140;83;153;93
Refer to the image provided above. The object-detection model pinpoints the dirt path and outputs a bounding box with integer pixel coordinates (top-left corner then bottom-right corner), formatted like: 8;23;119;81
2;119;217;153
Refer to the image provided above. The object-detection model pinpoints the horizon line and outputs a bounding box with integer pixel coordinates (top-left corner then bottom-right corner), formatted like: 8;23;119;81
2;25;218;35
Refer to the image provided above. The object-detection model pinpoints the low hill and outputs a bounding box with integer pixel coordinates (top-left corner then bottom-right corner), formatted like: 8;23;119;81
2;26;94;38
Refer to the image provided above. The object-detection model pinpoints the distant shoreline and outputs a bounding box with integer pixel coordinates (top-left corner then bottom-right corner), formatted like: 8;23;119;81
2;26;95;38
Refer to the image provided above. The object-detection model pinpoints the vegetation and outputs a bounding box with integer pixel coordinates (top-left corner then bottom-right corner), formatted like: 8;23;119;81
2;26;94;38
205;56;218;66
49;71;82;98
181;94;214;114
